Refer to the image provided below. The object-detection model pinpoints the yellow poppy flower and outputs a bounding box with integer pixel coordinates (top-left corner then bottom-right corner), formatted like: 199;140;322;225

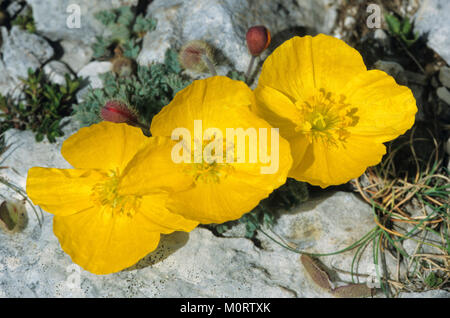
150;76;293;224
26;122;198;275
253;34;417;188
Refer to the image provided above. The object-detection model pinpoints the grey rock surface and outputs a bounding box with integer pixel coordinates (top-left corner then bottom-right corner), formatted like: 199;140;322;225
399;290;450;298
439;66;450;88
76;61;112;103
26;0;138;45
256;192;406;287
60;40;94;73
0;58;16;96
138;0;339;73
437;86;450;105
1;26;54;79
414;0;450;65
43;61;73;86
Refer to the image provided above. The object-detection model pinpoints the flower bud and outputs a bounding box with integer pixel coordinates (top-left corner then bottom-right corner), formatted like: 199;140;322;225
179;40;215;73
112;56;136;77
246;26;271;56
100;100;138;125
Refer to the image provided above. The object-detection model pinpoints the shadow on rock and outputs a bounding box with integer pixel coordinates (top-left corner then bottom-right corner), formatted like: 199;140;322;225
125;231;190;271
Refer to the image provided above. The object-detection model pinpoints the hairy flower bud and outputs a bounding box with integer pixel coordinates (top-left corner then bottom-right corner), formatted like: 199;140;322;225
100;100;138;125
246;25;271;56
112;56;136;77
179;40;215;73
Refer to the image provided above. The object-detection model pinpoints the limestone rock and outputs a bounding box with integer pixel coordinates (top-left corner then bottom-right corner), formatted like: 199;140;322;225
43;61;73;86
439;66;450;88
1;26;54;79
76;61;112;103
414;0;450;65
138;0;339;73
26;0;138;45
60;40;94;73
256;191;404;287
437;86;450;105
399;290;450;298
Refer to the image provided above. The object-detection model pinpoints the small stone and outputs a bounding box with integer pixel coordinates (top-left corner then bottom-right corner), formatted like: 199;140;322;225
43;61;73;86
374;60;408;85
436;86;450;105
76;61;112;103
403;71;427;86
374;29;388;41
439;66;450;88
344;16;356;28
6;1;23;17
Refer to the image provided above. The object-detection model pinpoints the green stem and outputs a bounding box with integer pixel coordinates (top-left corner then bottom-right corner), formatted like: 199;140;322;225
257;225;378;257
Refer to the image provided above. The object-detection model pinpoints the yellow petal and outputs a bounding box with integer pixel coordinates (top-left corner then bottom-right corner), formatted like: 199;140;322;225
289;135;386;188
288;134;312;173
119;136;193;196
167;178;270;224
151;76;255;136
151;76;294;224
26;167;105;216
167;134;292;224
257;34;367;102
344;70;417;142
61;122;148;171
139;194;199;233
253;85;300;138
53;206;161;275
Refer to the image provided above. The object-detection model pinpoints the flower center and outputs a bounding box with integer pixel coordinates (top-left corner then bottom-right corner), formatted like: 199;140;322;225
91;169;140;217
295;88;359;146
184;137;234;184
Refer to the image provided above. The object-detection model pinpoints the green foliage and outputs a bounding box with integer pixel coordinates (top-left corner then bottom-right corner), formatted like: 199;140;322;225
227;70;246;82
133;14;157;36
384;13;419;47
0;68;81;143
74;49;191;127
11;9;36;33
122;38;140;59
92;6;157;59
424;272;444;288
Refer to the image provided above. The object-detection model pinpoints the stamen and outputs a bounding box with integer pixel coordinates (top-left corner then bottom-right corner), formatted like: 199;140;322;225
91;169;140;217
295;89;359;146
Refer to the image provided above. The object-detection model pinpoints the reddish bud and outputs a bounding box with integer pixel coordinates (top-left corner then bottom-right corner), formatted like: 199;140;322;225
246;26;271;56
100;100;138;125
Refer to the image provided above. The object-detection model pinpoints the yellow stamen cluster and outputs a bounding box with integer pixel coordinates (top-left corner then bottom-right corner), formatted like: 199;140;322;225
184;138;234;184
295;88;359;146
91;169;140;217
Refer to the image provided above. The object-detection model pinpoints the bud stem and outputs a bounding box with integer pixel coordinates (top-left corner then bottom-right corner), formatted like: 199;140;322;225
246;56;256;84
201;55;217;76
